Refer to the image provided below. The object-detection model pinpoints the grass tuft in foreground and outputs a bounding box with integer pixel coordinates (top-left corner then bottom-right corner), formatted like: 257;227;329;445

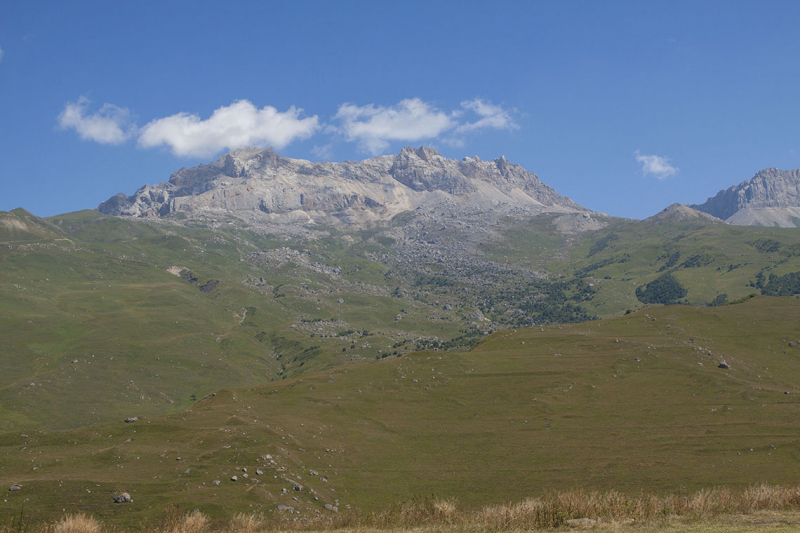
6;485;800;533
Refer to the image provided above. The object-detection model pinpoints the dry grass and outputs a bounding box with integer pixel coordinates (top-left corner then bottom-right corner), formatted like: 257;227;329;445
53;514;102;533
226;513;264;533
6;485;800;533
263;485;800;531
158;507;210;533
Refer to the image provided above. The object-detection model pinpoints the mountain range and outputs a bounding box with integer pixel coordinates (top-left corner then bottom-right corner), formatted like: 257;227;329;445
98;146;584;225
96;145;800;228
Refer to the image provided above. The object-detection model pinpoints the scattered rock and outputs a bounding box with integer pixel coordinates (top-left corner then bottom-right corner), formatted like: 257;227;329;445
277;505;295;512
213;480;221;486
294;484;303;491
256;469;263;476
198;279;219;293
231;476;238;482
324;504;339;513
124;417;138;423
309;470;318;476
9;484;21;492
113;492;132;503
566;517;596;527
718;361;730;369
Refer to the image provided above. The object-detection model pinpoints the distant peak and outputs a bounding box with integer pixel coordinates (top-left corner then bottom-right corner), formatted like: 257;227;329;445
98;145;586;220
227;146;275;159
399;146;441;162
692;166;800;223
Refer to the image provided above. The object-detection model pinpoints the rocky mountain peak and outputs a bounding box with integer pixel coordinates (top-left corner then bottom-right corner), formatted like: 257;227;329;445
692;167;800;227
98;146;586;225
400;145;442;162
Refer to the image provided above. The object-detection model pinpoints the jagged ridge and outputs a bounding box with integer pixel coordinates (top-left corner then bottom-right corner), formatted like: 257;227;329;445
98;146;586;224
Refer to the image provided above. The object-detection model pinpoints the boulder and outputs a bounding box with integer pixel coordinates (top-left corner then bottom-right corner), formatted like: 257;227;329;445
113;492;132;503
470;309;486;322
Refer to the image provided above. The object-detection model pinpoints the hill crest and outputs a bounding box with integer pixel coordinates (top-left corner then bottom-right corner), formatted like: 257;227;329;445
644;203;725;224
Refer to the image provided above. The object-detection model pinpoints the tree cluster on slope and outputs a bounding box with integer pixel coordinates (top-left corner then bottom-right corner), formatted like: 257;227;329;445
635;273;688;305
761;272;800;297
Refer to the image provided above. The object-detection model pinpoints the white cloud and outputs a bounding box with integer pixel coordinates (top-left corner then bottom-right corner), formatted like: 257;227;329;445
334;98;517;155
636;151;678;180
0;47;4;62
58;96;516;159
137;100;319;158
455;99;518;133
334;98;456;155
57;97;135;145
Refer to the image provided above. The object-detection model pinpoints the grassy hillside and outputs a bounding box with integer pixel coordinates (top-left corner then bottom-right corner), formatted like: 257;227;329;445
2;296;800;525
5;207;800;432
0;210;468;430
481;215;800;319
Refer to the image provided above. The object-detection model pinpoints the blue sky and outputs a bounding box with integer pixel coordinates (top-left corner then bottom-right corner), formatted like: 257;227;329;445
1;1;799;218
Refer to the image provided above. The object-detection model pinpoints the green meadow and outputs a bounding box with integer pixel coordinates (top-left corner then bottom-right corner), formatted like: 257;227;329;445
2;296;800;526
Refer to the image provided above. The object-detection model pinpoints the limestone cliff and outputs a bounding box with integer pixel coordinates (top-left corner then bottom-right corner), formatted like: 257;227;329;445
98;146;586;224
692;168;800;227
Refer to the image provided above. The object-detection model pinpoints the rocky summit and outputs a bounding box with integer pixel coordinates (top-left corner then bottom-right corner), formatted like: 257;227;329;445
98;146;586;225
692;167;800;227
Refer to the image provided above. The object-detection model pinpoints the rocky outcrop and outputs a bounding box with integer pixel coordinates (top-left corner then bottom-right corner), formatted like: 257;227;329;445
98;146;586;224
692;168;800;227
